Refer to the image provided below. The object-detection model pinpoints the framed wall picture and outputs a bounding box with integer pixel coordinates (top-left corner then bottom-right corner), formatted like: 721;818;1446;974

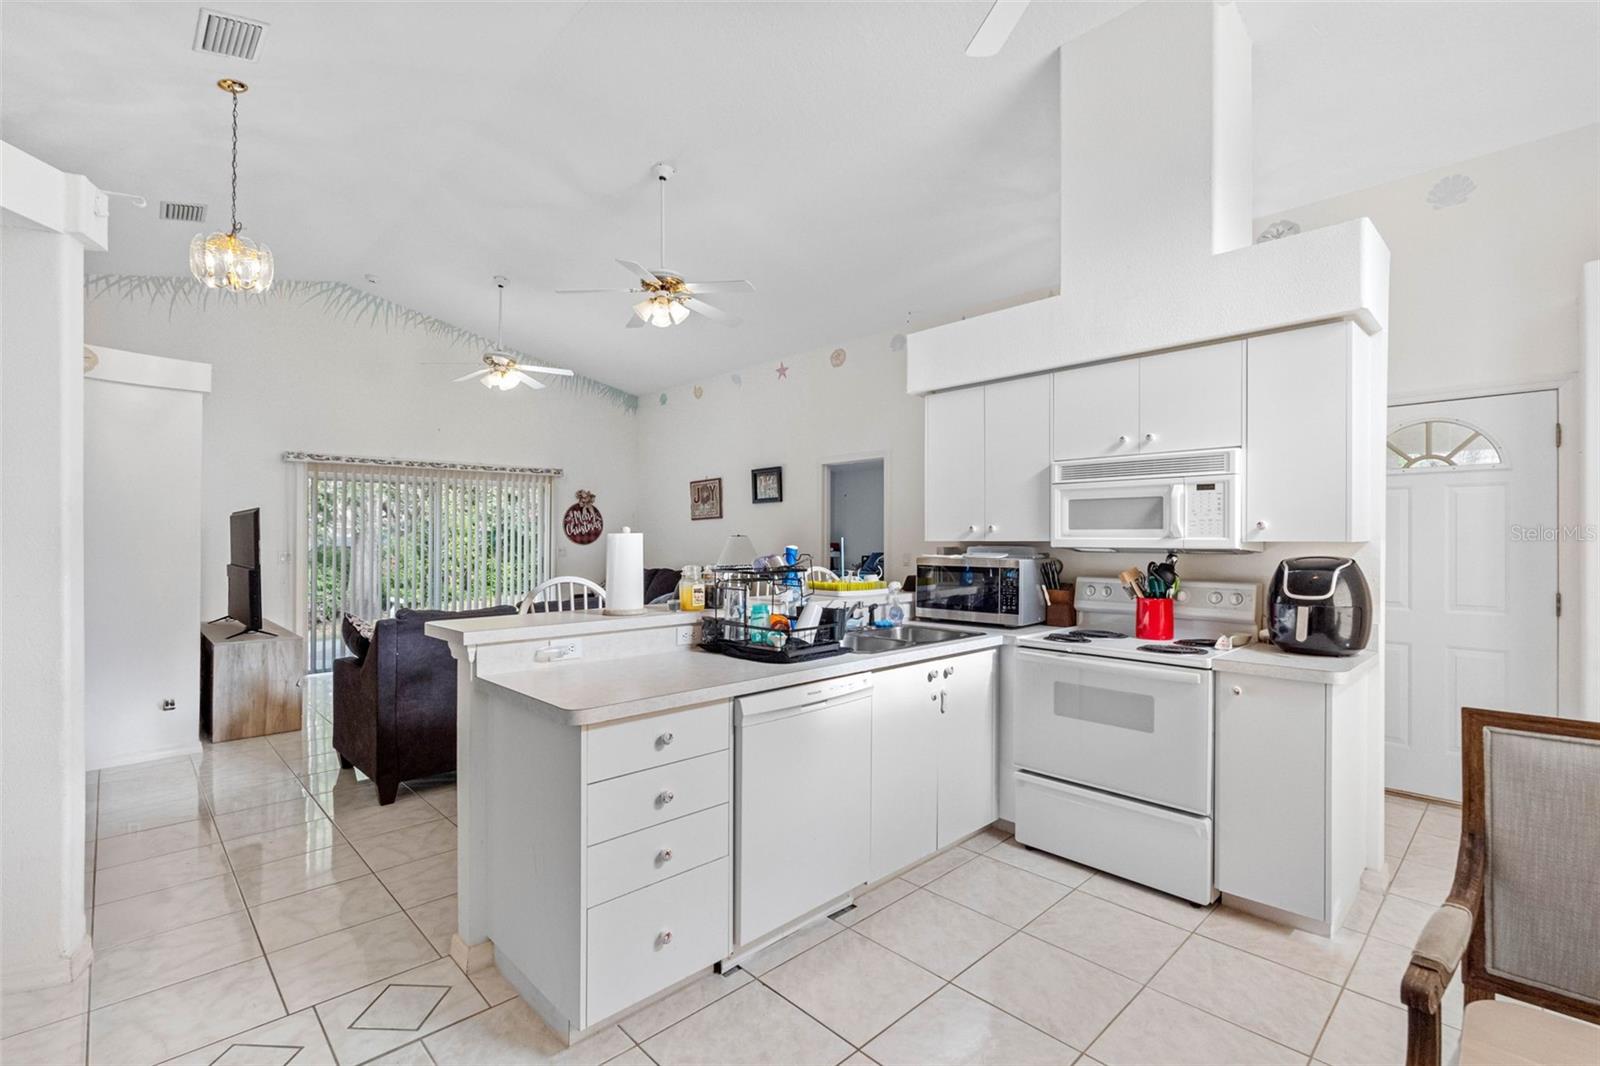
689;477;723;521
751;466;783;504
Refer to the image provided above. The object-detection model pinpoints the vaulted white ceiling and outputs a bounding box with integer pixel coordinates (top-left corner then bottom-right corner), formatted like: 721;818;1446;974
4;1;1594;394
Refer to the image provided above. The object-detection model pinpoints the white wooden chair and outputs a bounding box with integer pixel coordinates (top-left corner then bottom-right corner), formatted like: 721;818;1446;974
519;576;607;614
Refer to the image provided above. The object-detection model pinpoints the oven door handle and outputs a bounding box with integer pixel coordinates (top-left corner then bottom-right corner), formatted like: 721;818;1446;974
1017;648;1206;686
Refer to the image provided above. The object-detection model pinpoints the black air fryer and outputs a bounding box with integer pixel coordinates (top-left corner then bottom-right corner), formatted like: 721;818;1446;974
1267;557;1371;656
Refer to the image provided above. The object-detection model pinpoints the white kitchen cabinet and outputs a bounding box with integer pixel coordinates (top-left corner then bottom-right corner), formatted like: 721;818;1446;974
868;662;940;881
983;377;1052;542
935;650;999;848
1051;358;1138;460
1052;342;1243;462
1215;671;1368;934
924;386;986;541
924;380;1050;543
1137;340;1243;453
1244;321;1376;543
868;650;999;875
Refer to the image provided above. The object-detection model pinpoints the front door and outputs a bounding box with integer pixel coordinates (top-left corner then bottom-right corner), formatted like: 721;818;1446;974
1384;390;1558;800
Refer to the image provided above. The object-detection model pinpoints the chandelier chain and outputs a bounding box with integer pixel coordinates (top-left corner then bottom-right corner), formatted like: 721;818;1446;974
229;88;240;235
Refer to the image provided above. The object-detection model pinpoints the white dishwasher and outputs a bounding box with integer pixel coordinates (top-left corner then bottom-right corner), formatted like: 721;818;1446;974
734;673;872;948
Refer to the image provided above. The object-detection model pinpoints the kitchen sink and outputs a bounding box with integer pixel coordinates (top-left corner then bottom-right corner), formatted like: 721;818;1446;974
840;625;981;654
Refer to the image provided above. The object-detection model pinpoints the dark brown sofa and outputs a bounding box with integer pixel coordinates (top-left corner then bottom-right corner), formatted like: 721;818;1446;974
333;605;516;804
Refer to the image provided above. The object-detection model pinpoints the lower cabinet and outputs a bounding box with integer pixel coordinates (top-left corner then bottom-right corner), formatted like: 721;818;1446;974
869;650;998;880
1215;672;1368;933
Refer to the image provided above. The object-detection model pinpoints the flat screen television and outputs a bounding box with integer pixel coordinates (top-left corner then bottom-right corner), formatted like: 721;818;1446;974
224;508;263;634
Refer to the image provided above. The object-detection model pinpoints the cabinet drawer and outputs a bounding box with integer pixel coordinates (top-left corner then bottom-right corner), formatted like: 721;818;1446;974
587;749;729;845
585;700;730;784
586;857;730;1024
587;803;729;907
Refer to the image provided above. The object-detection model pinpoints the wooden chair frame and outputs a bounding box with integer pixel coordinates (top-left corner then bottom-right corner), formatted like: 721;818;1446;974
1401;707;1600;1065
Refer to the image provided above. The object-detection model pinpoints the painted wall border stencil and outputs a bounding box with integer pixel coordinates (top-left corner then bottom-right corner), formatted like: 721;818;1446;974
85;274;639;411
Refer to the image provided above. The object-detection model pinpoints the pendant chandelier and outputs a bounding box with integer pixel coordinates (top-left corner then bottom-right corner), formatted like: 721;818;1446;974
190;78;274;293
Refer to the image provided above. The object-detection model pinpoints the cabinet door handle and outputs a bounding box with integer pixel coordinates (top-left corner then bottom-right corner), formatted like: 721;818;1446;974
658;929;673;946
657;848;674;863
657;789;675;806
986;524;997;533
939;690;947;715
1144;432;1157;443
927;670;939;683
943;666;956;678
1255;520;1268;531
1117;435;1130;445
1231;685;1242;696
657;731;675;748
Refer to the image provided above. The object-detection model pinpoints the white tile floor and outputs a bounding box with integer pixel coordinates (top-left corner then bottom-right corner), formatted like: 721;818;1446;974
2;675;1473;1066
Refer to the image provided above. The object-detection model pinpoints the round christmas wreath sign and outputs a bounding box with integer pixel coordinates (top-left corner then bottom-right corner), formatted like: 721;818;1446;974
562;489;604;544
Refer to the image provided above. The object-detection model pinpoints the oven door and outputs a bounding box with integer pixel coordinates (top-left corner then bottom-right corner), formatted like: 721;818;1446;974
1013;649;1213;814
1051;480;1183;550
915;562;1008;623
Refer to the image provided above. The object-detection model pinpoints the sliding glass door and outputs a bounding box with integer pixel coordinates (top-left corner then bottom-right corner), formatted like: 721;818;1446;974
302;459;555;672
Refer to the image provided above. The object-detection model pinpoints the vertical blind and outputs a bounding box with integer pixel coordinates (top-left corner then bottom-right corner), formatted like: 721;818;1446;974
299;456;557;672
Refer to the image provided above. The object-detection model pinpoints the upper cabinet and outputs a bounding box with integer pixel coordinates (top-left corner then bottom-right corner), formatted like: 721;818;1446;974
924;376;1051;543
1051;341;1243;461
1245;321;1375;543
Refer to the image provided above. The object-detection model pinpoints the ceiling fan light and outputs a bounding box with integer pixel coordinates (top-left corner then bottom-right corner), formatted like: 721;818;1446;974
667;300;690;325
634;295;685;328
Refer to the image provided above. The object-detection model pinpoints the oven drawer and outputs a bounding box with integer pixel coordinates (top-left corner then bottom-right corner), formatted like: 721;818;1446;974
1013;771;1214;905
1013;649;1213;814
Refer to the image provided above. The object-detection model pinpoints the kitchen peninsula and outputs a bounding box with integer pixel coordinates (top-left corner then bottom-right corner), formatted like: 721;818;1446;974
428;607;1005;1043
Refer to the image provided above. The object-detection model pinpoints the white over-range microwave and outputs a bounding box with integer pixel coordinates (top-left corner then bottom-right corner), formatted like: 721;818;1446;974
1050;448;1260;552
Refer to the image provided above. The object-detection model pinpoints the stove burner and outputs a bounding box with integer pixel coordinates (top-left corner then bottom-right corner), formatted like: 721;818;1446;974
1138;643;1211;655
1043;632;1090;644
1174;638;1221;648
1067;629;1129;639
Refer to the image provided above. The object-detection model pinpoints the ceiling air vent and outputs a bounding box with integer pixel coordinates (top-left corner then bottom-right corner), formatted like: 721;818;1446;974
160;201;207;223
192;9;267;61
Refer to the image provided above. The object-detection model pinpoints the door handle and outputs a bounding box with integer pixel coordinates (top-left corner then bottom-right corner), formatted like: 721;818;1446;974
939;690;947;715
943;665;956;678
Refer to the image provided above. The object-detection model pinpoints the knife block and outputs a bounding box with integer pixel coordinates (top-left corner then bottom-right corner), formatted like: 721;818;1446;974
1045;588;1075;628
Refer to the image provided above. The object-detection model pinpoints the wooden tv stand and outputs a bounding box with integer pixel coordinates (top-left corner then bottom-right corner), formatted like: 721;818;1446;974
200;619;304;741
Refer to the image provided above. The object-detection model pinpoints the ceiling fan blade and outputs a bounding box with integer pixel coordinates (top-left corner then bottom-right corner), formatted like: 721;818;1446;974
682;279;755;294
453;368;492;382
625;313;646;329
617;259;660;285
556;287;638;294
682;296;740;326
966;0;1029;57
511;371;546;390
513;364;575;377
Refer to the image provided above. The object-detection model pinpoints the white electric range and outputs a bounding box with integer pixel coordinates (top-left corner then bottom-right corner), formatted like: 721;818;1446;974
1011;576;1261;904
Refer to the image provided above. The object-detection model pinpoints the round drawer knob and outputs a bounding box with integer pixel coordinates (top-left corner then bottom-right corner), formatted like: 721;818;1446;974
987;524;997;533
1231;686;1242;696
1145;433;1156;442
927;670;938;682
658;848;674;863
658;731;675;747
943;666;955;678
1255;519;1268;531
657;789;675;806
658;929;673;946
1117;435;1130;444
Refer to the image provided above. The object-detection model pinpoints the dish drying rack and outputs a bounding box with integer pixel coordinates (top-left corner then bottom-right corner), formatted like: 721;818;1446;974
699;555;847;663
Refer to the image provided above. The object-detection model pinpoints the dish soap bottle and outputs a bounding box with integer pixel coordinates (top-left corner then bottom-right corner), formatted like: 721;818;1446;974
678;566;706;611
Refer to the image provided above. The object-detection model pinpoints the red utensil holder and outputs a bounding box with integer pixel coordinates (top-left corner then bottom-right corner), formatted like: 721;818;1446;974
1135;597;1174;640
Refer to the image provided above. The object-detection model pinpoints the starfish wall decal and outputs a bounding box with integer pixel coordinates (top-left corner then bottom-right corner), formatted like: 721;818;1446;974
775;362;789;379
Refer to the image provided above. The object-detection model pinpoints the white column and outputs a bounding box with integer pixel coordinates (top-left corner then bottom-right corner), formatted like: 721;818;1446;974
1;143;107;992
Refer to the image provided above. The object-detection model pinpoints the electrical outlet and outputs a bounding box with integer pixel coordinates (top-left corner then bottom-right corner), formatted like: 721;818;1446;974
676;624;695;646
555;639;581;659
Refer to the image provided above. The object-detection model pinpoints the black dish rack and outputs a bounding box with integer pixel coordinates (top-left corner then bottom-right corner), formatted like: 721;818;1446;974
699;557;848;663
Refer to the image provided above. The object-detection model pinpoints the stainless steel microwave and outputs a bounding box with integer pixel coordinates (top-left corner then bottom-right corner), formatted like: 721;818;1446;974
915;554;1046;627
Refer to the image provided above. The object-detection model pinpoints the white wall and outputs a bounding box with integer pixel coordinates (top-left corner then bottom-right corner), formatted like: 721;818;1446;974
84;283;642;630
633;333;931;580
828;460;885;570
83;350;209;769
1266;123;1599;716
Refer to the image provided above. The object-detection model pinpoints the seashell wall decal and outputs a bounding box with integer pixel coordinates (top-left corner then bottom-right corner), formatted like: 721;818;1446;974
1255;219;1301;243
830;348;847;367
692;385;704;400
1426;174;1476;210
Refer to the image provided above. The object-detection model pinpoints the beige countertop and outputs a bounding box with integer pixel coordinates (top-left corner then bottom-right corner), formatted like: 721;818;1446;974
426;604;692;649
1212;644;1378;685
480;634;1004;726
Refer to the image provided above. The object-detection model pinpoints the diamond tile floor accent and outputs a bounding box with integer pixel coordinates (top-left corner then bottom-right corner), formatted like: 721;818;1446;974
3;673;1511;1064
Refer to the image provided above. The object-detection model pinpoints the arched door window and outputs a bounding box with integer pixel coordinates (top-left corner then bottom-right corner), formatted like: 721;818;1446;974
1386;419;1503;471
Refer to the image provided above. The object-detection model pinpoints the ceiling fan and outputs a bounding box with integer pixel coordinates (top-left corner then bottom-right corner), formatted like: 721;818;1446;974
447;277;574;392
967;0;1029;57
557;163;754;328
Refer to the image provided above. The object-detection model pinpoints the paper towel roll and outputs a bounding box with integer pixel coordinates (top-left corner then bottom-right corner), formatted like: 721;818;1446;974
603;527;647;615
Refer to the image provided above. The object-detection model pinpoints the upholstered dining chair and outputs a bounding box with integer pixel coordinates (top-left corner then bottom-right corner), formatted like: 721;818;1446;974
1402;707;1600;1066
519;576;607;613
